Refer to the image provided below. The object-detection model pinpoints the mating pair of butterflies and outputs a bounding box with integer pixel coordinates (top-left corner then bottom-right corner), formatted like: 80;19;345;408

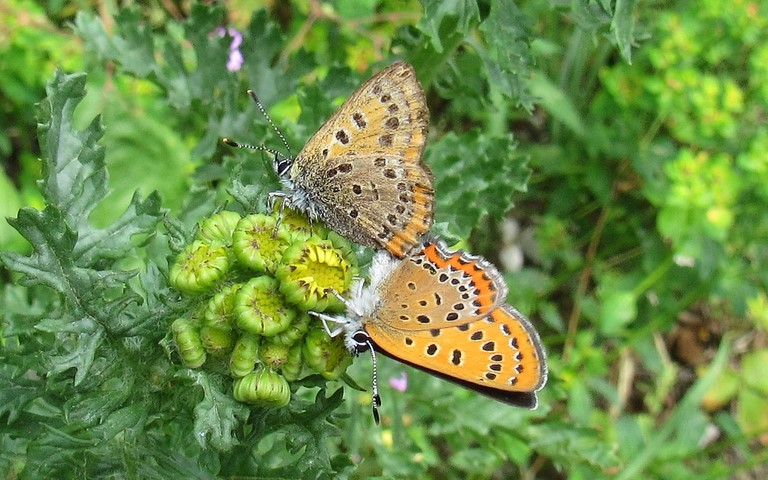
225;61;547;418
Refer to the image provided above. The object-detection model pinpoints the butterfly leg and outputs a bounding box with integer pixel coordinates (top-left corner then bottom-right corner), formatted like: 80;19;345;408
266;191;286;212
351;277;365;299
267;191;289;236
309;310;346;338
268;187;317;234
323;287;360;313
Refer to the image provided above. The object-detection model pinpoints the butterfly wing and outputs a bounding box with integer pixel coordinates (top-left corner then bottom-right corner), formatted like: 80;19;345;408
287;61;433;257
296;153;433;255
371;239;509;330
366;304;547;407
295;61;428;169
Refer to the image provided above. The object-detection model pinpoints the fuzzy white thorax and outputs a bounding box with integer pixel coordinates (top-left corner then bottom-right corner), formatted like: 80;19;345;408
278;175;322;220
348;250;400;317
314;250;401;353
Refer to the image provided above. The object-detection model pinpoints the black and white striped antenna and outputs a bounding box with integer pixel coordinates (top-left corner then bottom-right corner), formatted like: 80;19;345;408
223;90;293;161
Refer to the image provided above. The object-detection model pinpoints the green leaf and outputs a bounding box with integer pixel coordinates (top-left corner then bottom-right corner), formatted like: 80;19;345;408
80;192;163;264
241;9;295;106
164;3;228;109
598;290;637;336
0;370;42;424
612;0;637;63
617;341;730;480
530;422;620;473
527;72;587;137
427;131;530;240
250;387;347;478
76;5;230;110
418;0;480;53
478;0;536;108
75;9;155;77
0;167;25;252
182;370;250;452
1;68;164;389
36;72;107;229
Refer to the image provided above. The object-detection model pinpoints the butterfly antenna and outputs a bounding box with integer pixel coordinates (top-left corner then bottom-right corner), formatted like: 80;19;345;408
222;138;284;158
247;90;293;158
367;341;382;425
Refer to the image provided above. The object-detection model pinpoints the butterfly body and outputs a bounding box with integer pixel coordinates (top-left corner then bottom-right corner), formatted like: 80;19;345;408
277;61;434;257
323;238;547;410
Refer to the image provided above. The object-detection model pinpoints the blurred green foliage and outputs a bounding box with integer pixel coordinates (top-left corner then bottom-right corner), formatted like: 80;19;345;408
1;0;767;478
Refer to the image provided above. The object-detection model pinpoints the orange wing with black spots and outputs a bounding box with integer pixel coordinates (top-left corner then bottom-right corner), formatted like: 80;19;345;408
361;239;547;407
367;304;547;407
373;239;508;330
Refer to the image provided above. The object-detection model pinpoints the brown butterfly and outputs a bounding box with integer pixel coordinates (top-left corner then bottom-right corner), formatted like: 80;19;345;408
226;61;434;258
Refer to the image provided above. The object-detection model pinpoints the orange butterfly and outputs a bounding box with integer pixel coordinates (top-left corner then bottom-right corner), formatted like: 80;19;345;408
314;238;547;422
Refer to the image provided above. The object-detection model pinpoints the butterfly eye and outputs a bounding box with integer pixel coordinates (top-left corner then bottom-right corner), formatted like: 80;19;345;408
350;330;372;354
275;154;292;177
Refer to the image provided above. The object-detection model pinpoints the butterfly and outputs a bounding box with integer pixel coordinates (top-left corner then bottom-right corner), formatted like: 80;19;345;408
313;237;547;422
225;61;434;258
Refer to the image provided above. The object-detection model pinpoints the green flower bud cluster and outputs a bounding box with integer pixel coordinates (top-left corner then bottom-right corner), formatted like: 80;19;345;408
169;209;357;408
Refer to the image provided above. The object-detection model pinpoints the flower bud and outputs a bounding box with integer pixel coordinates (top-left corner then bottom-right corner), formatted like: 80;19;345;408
276;236;357;312
200;326;235;357
275;205;314;242
203;283;242;331
234;276;296;336
232;214;291;273
171;318;206;368
230;333;260;378
259;341;291;370
303;327;352;380
196;210;241;246
270;312;311;347
233;367;291;407
170;241;230;294
281;343;304;381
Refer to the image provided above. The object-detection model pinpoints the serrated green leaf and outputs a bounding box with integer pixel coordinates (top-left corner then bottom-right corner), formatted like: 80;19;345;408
3;207;78;295
478;0;536;109
80;192;163;264
612;0;637;63
241;9;294;105
240;387;346;478
46;332;104;384
419;0;480;53
64;372;134;426
182;370;249;451
0;167;25;252
36;72;107;227
75;9;155;77
427;131;530;240
172;3;228;108
0;66;166;391
0;371;42;424
91;403;148;441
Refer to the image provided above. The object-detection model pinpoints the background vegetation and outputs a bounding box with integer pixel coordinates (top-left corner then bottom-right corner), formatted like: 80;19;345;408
1;0;767;478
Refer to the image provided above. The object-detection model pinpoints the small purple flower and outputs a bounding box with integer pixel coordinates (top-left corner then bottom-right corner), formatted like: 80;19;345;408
214;27;244;72
389;371;408;392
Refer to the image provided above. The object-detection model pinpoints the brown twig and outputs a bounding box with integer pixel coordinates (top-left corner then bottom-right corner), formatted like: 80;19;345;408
562;184;615;360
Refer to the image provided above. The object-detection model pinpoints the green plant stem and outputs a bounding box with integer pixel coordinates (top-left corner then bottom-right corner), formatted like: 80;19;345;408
616;337;730;480
564;190;613;359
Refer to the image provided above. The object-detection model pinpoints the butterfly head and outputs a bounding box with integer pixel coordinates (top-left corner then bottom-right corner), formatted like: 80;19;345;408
348;329;373;355
224;89;298;184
